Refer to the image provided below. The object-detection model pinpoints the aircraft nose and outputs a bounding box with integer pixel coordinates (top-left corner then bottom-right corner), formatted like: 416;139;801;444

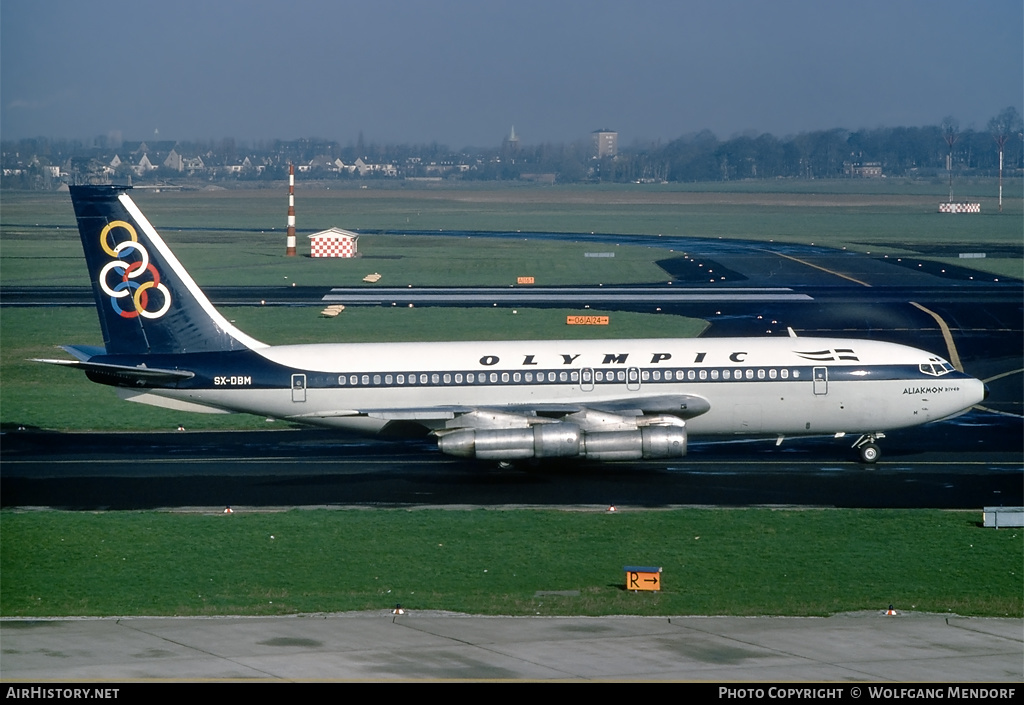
964;376;987;409
970;378;988;407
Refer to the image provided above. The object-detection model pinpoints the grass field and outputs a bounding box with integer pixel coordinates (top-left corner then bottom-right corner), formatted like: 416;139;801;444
1;508;1020;618
2;180;1021;286
0;218;676;288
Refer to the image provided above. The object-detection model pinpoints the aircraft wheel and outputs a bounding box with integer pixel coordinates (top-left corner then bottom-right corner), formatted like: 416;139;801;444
859;443;881;464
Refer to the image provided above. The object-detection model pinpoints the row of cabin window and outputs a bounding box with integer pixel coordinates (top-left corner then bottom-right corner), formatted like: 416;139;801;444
338;371;576;387
642;368;800;381
335;367;803;387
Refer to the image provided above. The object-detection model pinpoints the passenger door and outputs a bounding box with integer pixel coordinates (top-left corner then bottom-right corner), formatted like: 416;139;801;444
291;373;307;402
813;367;828;396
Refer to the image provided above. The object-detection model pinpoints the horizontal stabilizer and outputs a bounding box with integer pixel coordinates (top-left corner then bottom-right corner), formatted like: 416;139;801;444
117;390;234;414
61;344;107;361
33;358;195;386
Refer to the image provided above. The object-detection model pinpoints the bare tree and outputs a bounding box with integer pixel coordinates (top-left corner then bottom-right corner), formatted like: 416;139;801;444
988;107;1023;212
941;116;960;202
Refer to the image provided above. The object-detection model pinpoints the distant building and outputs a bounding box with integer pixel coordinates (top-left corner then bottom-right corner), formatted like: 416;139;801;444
163;149;181;171
224;157;255;174
133;153;157;176
503;125;519;155
352;157;398;177
309;155;337;172
592;130;618;158
844;161;884;178
309;227;359;258
182;155;205;173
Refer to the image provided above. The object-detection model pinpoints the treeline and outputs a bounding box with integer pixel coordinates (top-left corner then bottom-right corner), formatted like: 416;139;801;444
2;108;1021;188
629;119;1023;182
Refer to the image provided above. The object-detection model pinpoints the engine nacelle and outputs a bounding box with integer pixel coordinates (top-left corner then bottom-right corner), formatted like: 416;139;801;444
581;427;687;460
437;423;686;461
438;423;582;459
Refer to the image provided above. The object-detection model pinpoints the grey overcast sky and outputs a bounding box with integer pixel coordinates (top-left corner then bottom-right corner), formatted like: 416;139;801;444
2;0;1021;148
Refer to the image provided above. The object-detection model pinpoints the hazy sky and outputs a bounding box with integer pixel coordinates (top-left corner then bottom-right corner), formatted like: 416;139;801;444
2;0;1021;148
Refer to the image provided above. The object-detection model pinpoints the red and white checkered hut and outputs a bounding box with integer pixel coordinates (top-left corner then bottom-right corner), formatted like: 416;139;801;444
308;228;359;258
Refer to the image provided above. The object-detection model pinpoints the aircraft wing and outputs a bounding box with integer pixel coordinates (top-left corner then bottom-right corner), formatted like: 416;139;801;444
365;394;711;424
288;395;710;431
367;408;468;421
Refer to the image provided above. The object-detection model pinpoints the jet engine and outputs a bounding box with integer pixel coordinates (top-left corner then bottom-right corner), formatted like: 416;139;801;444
437;421;686;461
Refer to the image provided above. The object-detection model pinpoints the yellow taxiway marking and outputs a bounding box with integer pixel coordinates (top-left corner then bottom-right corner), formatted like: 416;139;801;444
974;405;1024;418
909;301;963;371
770;251;873;288
768;251;970;374
976;368;1024;417
983;367;1024;384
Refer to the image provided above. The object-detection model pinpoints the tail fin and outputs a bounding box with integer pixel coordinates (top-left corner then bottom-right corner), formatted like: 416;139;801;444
69;185;266;355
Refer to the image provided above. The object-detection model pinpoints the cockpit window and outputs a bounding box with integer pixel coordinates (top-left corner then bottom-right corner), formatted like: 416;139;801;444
919;360;955;377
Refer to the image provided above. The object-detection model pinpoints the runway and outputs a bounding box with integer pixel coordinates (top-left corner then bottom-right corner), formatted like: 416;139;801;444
2;411;1020;510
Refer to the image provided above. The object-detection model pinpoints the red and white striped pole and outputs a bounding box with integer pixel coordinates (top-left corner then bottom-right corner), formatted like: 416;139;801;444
286;164;297;256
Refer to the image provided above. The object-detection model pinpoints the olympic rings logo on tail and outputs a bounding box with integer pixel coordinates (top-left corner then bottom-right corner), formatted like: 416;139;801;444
98;220;172;319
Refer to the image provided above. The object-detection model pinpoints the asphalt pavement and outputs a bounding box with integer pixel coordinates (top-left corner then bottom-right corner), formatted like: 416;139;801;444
2;611;1021;682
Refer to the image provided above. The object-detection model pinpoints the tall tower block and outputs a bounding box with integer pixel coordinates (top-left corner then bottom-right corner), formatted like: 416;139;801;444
286;164;297;256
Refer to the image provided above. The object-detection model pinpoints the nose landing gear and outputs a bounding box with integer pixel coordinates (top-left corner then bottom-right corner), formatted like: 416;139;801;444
852;433;885;463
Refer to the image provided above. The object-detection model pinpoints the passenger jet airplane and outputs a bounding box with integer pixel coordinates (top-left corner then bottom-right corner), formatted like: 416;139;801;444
39;185;986;464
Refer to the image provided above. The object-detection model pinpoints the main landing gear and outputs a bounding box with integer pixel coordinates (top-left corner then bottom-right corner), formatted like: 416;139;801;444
852;433;885;464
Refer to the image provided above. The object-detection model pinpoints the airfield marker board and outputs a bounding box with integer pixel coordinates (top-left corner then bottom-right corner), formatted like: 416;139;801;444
624;566;662;592
567;315;609;325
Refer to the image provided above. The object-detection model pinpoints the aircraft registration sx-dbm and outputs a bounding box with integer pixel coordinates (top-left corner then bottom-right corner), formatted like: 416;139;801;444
39;185;987;465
